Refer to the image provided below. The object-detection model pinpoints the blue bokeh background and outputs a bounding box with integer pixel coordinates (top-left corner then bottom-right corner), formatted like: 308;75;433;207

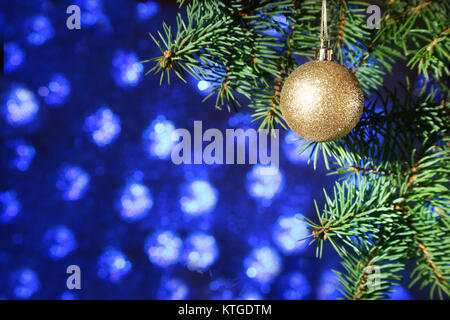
1;0;419;299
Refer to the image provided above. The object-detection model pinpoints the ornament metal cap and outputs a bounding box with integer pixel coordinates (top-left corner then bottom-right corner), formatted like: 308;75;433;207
315;39;334;61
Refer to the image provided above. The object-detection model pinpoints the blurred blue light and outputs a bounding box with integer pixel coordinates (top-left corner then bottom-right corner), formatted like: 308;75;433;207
75;0;105;27
389;285;412;300
111;51;144;87
38;74;71;106
227;113;253;128
317;270;343;300
3;87;39;126
183;233;219;271
137;1;159;20
43;226;77;260
209;278;235;300
240;290;264;300
180;180;218;216
60;291;78;300
244;246;282;284
187;67;214;95
26;15;54;46
56;165;90;201
97;248;132;283
272;214;308;255
283;130;310;163
142;116;176;159
10;268;40;299
341;41;376;71
157;278;189;300
197;80;210;91
145;230;182;267
413;75;441;101
281;272;311;300
0;190;21;224
7;140;35;171
4;42;24;73
246;165;283;202
261;14;287;37
84;107;121;147
119;182;153;221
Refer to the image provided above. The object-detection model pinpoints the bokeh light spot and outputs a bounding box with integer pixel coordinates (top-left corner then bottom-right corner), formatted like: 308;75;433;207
246;165;283;203
84;107;121;147
3;87;39;126
43;226;78;260
97;248;132;283
244;246;282;284
111;51;143;87
0;190;21;224
180;180;218;216
142;116;176;159
137;1;159;20
272;214;308;255
10;268;40;299
119;182;153;221
145;230;182;267
56;165;90;201
25;15;54;46
183;233;218;271
4;42;24;73
280;272;311;300
38;74;71;106
157;277;189;299
283;130;310;163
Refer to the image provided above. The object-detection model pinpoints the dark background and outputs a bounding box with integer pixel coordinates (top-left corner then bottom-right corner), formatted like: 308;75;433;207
0;0;424;299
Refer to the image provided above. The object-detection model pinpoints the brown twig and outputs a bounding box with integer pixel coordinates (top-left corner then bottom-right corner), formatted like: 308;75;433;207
397;152;447;285
336;1;347;49
420;27;450;63
354;246;379;300
347;166;389;175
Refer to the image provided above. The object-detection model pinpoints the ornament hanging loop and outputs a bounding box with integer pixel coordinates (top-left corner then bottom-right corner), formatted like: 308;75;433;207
316;0;334;61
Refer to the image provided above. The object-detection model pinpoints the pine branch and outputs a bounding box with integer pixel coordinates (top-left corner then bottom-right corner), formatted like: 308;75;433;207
398;138;450;298
304;87;449;299
303;173;413;299
145;0;450;299
387;0;450;86
249;18;298;131
335;232;410;300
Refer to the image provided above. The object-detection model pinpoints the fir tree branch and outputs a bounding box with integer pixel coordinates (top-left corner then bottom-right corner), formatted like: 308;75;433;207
397;138;450;298
145;0;449;299
305;87;449;299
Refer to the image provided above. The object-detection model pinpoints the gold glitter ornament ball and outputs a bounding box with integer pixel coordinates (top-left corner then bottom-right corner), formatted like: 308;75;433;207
280;60;364;142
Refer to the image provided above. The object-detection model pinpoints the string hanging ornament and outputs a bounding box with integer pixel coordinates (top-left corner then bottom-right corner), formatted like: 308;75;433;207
280;0;364;142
